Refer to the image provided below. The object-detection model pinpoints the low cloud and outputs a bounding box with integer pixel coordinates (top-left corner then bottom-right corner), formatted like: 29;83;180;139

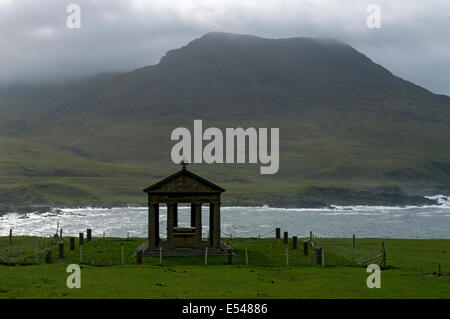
1;0;450;95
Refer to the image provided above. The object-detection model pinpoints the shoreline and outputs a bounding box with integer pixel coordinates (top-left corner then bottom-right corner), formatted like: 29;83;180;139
2;202;449;239
0;194;448;216
1;185;448;213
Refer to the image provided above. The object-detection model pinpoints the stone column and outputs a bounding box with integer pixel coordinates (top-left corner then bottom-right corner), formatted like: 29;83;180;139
209;203;214;246
212;202;221;248
148;203;157;249
194;203;202;248
167;203;175;249
190;203;195;227
173;203;178;227
155;204;160;245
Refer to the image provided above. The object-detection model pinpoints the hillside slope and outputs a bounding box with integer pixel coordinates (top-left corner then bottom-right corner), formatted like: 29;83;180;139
0;32;449;205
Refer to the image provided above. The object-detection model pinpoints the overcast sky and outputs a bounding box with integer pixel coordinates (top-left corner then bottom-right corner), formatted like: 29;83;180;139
1;0;450;95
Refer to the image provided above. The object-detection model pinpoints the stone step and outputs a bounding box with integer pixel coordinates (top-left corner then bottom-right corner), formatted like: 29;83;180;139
143;248;226;257
138;241;231;257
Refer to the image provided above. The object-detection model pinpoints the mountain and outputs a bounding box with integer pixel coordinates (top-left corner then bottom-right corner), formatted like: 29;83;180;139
0;32;449;206
39;32;450;119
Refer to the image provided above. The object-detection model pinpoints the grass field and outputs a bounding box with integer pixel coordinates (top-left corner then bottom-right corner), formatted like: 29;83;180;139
0;237;448;299
1;117;449;207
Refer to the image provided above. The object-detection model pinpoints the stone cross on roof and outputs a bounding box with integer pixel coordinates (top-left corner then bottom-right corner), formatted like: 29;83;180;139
180;160;188;170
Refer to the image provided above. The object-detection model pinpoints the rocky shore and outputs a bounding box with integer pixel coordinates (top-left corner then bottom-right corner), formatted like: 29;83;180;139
0;186;444;213
228;186;440;208
0;206;54;217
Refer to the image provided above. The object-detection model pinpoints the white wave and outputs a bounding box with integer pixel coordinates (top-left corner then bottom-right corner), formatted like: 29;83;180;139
1;196;449;238
425;195;450;207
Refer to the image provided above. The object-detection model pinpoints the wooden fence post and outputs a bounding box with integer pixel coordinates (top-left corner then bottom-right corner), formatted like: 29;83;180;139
352;234;356;249
44;249;51;264
315;248;323;265
438;264;441;276
275;228;281;239
285;248;289;266
292;236;298;249
322;249;325;267
226;249;232;264
58;241;64;258
205;247;208;266
80;246;83;263
245;248;248;266
9;229;12;244
87;229;92;242
159;246;162;266
310;231;313;241
283;232;288;244
69;237;75;250
136;250;142;265
381;241;386;268
59;228;63;240
35;245;39;264
79;232;84;246
302;240;309;256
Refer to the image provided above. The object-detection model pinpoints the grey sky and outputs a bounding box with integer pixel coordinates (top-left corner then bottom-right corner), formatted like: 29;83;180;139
1;0;450;95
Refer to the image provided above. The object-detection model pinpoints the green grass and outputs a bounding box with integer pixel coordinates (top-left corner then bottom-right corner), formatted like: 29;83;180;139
0;237;448;298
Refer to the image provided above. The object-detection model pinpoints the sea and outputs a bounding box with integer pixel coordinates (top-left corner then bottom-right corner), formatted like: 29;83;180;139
1;195;449;239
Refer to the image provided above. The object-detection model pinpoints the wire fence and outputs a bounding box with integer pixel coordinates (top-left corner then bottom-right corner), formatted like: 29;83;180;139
0;235;57;264
310;233;386;268
221;228;275;238
1;226;386;269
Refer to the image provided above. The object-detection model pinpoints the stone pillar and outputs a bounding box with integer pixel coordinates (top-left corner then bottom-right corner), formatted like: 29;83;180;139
194;203;202;248
315;248;323;265
167;203;175;248
58;241;64;258
148;203;158;249
173;203;178;227
136;250;143;265
190;203;195;227
155;204;160;245
302;240;309;256
209;203;214;246
69;237;75;250
212;202;221;248
44;249;52;264
226;248;232;264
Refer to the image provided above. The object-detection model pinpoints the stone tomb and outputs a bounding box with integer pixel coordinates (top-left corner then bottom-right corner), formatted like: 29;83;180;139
140;163;229;256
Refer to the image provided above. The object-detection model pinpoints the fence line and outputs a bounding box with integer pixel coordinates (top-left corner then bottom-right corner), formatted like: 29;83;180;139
310;233;386;268
259;229;275;238
2;228;388;268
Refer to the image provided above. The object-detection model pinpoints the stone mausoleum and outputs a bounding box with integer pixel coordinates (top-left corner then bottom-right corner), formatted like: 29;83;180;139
141;162;229;256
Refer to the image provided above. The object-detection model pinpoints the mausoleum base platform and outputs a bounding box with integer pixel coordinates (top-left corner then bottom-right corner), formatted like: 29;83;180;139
138;240;231;257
